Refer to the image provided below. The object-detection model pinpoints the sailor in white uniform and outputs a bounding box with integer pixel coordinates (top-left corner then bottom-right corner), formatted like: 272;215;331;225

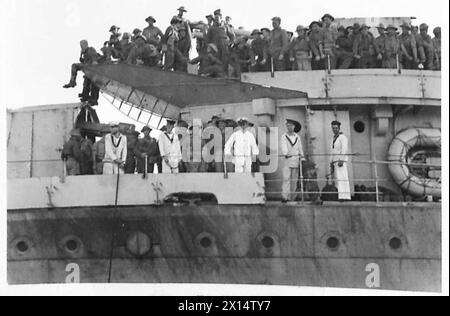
158;120;182;173
103;122;127;175
225;117;259;173
330;121;351;201
281;119;305;202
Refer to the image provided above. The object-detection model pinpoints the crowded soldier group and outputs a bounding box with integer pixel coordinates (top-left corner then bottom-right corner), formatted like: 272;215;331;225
63;7;442;92
62;115;351;203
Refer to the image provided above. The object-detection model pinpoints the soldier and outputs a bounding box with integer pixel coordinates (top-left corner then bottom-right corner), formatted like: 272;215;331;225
285;31;295;70
329;121;351;201
419;23;435;70
176;6;193;40
249;29;269;72
185;124;206;173
225;16;233;29
63;40;99;89
261;27;271;42
175;25;191;72
61;129;82;176
158;120;182;173
125;130;139;174
162;17;181;71
381;25;401;69
201;115;221;172
103;122;127;175
127;35;161;67
288;25;317;71
93;131;108;175
432;27;441;70
205;9;235;74
80;135;94;175
230;37;251;77
108;25;122;59
411;25;426;66
190;43;225;78
119;33;134;62
225;118;259;173
213;117;234;173
398;22;418;69
132;28;142;43
335;26;354;69
320;13;339;69
100;41;113;64
143;16;164;47
281;119;305;203
268;17;290;71
308;21;324;70
353;24;381;69
135;126;161;174
195;15;214;55
374;24;386;68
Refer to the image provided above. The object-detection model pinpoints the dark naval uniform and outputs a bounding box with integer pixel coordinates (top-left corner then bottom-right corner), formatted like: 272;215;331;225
62;136;82;176
135;135;161;174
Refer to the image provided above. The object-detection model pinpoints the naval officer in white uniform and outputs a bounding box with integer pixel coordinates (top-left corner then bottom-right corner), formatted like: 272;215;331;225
158;120;182;173
103;122;127;175
330;121;351;201
225;117;259;173
281;119;305;202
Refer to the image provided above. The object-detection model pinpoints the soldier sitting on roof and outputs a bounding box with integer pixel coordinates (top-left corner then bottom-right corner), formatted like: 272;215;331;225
119;33;135;63
132;28;143;43
63;40;99;89
190;43;225;78
100;41;113;64
127;35;161;67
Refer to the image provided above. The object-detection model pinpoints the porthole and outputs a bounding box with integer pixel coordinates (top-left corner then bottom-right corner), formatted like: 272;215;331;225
16;241;29;253
65;239;79;252
200;237;213;249
326;237;340;250
389;237;403;250
195;233;215;250
354;121;366;133
261;236;275;249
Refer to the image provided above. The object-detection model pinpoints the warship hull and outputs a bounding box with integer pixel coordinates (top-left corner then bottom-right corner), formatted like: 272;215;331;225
8;203;441;292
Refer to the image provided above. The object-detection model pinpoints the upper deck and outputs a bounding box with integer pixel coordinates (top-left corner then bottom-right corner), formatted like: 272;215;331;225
242;69;441;107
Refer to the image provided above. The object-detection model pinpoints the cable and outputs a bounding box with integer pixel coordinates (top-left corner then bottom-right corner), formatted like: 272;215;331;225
107;168;121;283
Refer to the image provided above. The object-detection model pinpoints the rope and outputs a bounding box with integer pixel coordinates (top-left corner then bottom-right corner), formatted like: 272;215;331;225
107;169;121;283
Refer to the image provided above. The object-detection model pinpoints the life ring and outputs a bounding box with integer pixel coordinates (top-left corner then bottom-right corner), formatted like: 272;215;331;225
387;128;441;198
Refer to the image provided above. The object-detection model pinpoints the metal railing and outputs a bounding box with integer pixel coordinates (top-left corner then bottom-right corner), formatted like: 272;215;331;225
7;154;441;204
